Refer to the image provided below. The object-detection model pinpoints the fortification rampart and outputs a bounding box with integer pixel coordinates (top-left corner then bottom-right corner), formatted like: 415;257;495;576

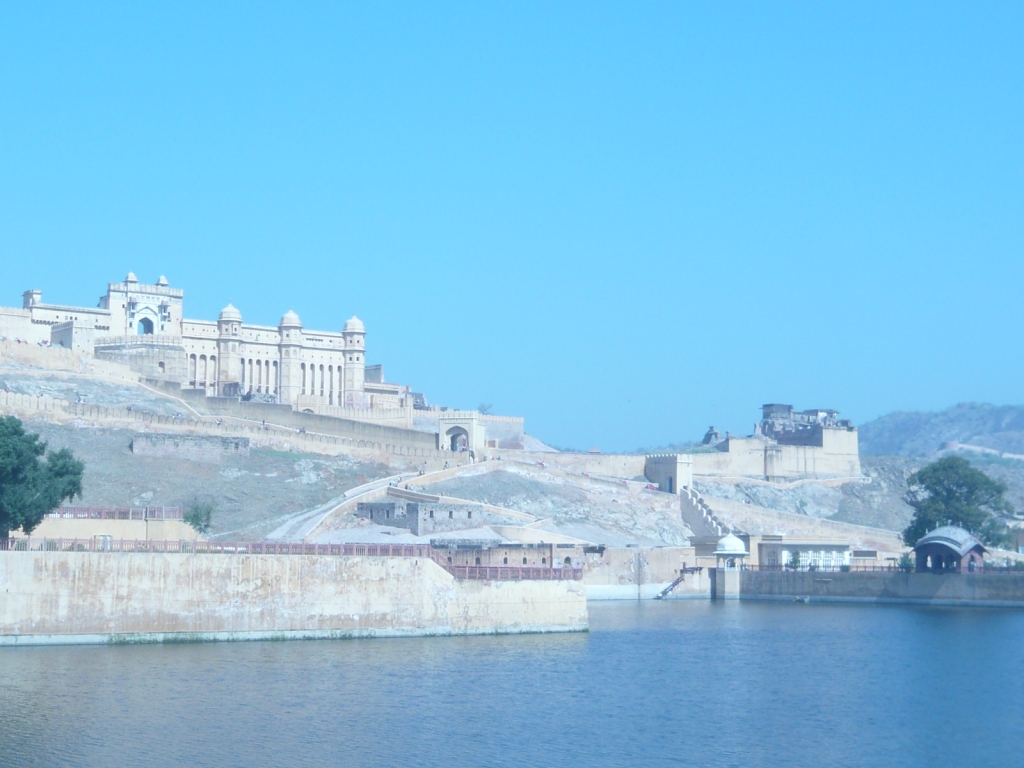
0;390;459;461
697;496;904;553
130;433;250;461
692;430;861;480
0;549;589;644
488;452;647;479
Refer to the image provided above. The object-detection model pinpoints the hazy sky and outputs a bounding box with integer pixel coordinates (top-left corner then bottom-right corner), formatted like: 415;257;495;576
2;3;1022;450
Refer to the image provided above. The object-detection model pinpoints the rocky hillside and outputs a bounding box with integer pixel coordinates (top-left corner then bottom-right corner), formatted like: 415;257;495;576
22;419;392;541
859;403;1024;457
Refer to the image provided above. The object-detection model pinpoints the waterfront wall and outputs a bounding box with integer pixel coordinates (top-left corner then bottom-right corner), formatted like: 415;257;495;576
736;570;1024;606
0;552;588;645
584;546;711;600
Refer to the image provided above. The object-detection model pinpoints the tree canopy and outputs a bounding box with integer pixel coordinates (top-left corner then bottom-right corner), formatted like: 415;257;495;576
0;416;84;539
902;456;1013;547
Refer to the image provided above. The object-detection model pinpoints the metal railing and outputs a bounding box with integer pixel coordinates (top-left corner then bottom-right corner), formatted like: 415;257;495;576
0;538;583;581
46;506;183;521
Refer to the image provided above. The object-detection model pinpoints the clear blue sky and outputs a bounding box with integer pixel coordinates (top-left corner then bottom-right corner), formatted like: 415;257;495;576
2;3;1022;450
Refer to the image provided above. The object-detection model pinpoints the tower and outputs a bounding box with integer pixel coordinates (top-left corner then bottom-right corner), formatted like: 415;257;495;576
278;309;304;405
216;303;242;396
342;315;366;406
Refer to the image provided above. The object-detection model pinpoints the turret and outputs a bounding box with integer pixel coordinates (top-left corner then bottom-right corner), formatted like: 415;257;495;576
277;309;303;405
216;303;243;395
342;315;366;406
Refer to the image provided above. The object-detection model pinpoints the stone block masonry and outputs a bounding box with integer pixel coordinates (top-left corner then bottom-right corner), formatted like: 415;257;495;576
0;550;589;645
130;433;250;462
736;570;1024;606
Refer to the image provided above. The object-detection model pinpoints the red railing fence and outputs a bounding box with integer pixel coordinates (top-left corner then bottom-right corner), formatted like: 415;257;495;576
0;538;583;580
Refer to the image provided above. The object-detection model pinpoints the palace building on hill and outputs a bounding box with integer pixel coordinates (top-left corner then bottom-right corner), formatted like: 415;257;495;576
0;273;527;451
0;272;415;409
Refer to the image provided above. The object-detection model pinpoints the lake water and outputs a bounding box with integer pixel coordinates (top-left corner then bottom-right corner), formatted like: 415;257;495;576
2;601;1022;767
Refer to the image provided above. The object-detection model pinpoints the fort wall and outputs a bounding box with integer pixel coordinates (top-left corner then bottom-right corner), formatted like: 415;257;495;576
492;452;648;479
0;551;589;644
0;390;460;461
130;434;250;462
696;496;905;553
691;431;861;480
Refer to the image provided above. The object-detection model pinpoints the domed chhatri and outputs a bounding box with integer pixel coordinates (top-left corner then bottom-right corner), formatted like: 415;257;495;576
218;302;242;322
714;533;749;571
714;533;748;556
279;309;302;328
157;275;169;286
125;271;138;283
343;315;365;334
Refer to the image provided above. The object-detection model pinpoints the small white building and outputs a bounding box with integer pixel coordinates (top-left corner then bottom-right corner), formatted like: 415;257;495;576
758;538;851;570
714;533;749;570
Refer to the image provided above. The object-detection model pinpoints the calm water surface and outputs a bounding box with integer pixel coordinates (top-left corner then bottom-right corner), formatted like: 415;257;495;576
1;601;1022;767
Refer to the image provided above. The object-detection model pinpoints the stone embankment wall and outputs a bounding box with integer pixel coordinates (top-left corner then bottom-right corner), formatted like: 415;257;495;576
0;552;589;645
584;546;710;600
737;570;1024;606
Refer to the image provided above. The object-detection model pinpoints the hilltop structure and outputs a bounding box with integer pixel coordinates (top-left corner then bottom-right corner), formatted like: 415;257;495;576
0;273;525;450
690;403;861;480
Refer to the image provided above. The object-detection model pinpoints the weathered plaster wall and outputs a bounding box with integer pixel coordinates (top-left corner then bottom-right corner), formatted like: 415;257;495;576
583;546;710;600
0;552;588;644
691;431;861;480
10;519;198;541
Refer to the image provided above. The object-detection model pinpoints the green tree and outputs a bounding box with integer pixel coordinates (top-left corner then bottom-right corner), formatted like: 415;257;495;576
787;550;801;570
902;456;1013;547
184;501;214;534
0;416;84;539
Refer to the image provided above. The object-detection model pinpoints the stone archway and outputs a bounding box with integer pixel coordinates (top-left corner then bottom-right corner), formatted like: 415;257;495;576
446;426;469;452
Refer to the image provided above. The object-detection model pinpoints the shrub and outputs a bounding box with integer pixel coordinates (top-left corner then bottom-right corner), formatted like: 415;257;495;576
184;502;214;534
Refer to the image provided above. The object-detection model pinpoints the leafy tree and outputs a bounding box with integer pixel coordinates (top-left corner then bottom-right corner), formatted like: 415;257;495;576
0;416;84;538
787;550;801;570
184;501;214;534
902;456;1013;547
897;552;915;572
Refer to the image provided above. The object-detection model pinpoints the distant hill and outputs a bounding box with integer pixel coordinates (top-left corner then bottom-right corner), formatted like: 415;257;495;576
859;403;1024;457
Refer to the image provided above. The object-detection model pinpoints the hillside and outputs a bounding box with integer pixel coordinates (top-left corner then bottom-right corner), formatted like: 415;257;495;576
859;403;1024;457
22;419;392;541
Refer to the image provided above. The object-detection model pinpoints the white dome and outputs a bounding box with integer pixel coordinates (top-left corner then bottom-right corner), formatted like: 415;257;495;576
714;533;748;556
125;271;138;283
218;302;242;322
157;275;169;286
279;309;302;327
343;315;365;333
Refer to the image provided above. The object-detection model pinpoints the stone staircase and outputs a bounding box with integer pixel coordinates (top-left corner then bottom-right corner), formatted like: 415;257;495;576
680;486;733;537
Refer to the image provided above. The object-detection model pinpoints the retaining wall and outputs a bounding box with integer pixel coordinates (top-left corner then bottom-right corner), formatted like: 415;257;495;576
0;551;589;645
0;390;456;460
738;570;1024;606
